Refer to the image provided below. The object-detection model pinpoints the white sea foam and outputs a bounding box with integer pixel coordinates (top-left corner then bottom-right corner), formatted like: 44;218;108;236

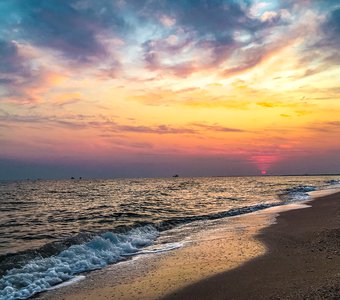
283;185;317;201
0;226;158;300
122;242;184;256
46;275;85;290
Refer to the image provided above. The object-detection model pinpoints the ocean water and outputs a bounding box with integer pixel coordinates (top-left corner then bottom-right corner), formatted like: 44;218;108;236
0;175;339;299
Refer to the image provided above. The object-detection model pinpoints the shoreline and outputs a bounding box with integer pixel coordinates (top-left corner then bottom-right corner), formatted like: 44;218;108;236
164;191;340;299
38;205;271;299
37;190;340;300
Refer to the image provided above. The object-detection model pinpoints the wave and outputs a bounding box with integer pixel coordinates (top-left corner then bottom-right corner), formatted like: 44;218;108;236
279;185;317;202
0;226;158;300
0;232;94;277
325;179;340;185
154;202;280;230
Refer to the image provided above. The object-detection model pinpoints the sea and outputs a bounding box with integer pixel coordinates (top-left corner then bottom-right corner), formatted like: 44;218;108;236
1;175;340;299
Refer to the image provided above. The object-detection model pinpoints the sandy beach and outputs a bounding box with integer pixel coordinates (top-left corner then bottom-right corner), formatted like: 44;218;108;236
38;191;340;300
165;191;340;300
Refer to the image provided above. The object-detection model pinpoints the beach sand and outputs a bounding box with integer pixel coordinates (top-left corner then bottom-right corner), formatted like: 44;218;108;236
165;191;340;300
39;192;340;300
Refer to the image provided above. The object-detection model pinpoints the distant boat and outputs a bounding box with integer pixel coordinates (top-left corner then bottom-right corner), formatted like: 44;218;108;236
172;174;179;178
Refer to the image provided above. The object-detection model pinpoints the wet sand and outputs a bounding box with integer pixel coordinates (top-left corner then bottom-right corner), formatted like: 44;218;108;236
165;192;340;300
39;192;339;300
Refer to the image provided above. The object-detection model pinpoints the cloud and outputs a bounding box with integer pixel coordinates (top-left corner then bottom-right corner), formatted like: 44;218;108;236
0;40;28;77
140;0;288;77
0;40;38;90
159;15;176;27
305;121;340;133
220;48;269;77
0;111;197;135
109;123;196;135
0;0;299;93
165;0;260;38
12;0;128;63
0;112;83;129
191;123;245;133
0;40;45;102
0;0;131;102
321;8;340;48
142;34;198;76
0;110;250;136
296;6;340;77
0;2;338;105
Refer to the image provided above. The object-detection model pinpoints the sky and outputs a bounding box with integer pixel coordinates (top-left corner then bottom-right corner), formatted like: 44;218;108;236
0;0;340;179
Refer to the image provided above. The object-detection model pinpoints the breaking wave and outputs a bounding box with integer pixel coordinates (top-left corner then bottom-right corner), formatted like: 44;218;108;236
279;185;317;201
0;226;158;300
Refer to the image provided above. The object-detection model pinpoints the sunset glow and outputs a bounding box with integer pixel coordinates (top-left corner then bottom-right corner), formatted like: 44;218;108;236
0;0;340;179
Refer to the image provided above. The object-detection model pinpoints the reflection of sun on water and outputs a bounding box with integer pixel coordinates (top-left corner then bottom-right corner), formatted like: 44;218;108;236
261;170;267;175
